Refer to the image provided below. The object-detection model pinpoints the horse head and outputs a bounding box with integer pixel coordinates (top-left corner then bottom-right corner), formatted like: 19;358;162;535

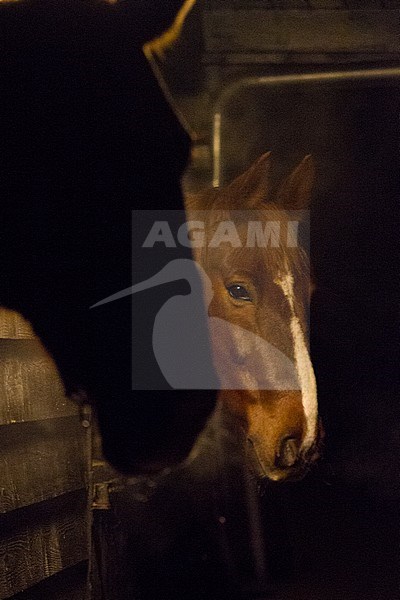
186;153;321;481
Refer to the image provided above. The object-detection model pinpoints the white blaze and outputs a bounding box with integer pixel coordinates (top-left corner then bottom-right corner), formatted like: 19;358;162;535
275;270;318;449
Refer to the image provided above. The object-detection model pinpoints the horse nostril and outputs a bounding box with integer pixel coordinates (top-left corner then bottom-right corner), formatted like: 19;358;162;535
276;436;300;469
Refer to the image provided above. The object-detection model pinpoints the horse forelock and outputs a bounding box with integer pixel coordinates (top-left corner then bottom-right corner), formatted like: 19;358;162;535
196;201;305;278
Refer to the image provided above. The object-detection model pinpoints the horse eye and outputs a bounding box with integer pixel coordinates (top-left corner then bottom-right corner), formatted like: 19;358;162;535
227;284;252;302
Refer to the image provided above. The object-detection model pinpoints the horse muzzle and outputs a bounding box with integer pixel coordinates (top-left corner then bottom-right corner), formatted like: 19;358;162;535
246;418;323;483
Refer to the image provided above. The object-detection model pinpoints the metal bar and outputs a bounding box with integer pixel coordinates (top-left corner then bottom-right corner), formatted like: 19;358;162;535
212;67;400;186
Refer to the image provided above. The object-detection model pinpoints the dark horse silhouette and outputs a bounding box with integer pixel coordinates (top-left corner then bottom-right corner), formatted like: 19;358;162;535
0;0;216;473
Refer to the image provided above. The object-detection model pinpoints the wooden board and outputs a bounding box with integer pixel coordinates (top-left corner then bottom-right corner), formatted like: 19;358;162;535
0;490;89;599
0;416;90;513
0;340;75;426
0;310;91;598
0;309;35;341
206;1;399;8
91;507;130;600
204;9;400;55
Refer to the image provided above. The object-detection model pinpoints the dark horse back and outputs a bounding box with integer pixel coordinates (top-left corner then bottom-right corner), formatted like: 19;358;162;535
0;0;216;473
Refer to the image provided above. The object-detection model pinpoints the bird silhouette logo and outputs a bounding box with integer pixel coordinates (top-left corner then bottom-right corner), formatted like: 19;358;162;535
91;259;300;391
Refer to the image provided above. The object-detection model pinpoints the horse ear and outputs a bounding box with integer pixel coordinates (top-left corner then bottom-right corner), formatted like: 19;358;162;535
277;155;315;210
223;152;272;208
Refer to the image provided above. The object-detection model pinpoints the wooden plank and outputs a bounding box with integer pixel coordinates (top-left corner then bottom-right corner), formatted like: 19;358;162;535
0;340;76;425
204;9;400;55
206;1;394;7
0;309;35;341
10;561;89;600
91;501;131;600
228;0;311;6
309;1;353;6
0;416;90;513
0;490;89;599
344;0;386;6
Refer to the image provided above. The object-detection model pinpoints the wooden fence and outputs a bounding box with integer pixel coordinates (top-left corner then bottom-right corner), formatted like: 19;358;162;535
0;309;91;600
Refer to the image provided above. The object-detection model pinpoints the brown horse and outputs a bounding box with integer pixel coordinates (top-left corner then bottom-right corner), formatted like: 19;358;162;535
186;152;320;481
